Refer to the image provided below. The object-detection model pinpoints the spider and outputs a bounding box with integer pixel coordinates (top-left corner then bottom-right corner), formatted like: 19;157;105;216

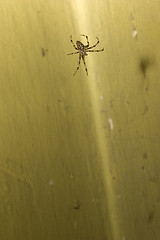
67;35;104;76
73;200;82;210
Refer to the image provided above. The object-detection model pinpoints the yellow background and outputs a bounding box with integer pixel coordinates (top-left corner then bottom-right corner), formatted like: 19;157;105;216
0;0;160;239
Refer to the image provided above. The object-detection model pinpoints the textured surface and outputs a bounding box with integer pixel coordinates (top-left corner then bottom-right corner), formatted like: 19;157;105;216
0;0;160;239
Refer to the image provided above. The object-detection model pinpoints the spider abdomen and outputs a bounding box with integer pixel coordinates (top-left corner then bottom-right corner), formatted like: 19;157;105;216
76;41;84;49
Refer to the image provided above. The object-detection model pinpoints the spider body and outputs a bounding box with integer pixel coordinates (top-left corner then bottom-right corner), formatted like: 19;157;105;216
76;41;87;56
67;35;104;76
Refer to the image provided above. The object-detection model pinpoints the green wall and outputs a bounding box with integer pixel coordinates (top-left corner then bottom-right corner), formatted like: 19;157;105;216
0;0;160;239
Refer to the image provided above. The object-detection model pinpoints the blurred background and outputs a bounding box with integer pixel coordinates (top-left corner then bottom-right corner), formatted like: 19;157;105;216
0;0;160;239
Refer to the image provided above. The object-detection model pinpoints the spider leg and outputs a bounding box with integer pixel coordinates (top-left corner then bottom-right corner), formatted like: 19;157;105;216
70;35;78;50
87;37;99;49
86;48;104;52
81;34;89;47
73;54;82;76
82;56;88;76
67;52;79;55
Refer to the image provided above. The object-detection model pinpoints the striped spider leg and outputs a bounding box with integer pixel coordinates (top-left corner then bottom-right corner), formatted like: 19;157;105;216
67;35;104;76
